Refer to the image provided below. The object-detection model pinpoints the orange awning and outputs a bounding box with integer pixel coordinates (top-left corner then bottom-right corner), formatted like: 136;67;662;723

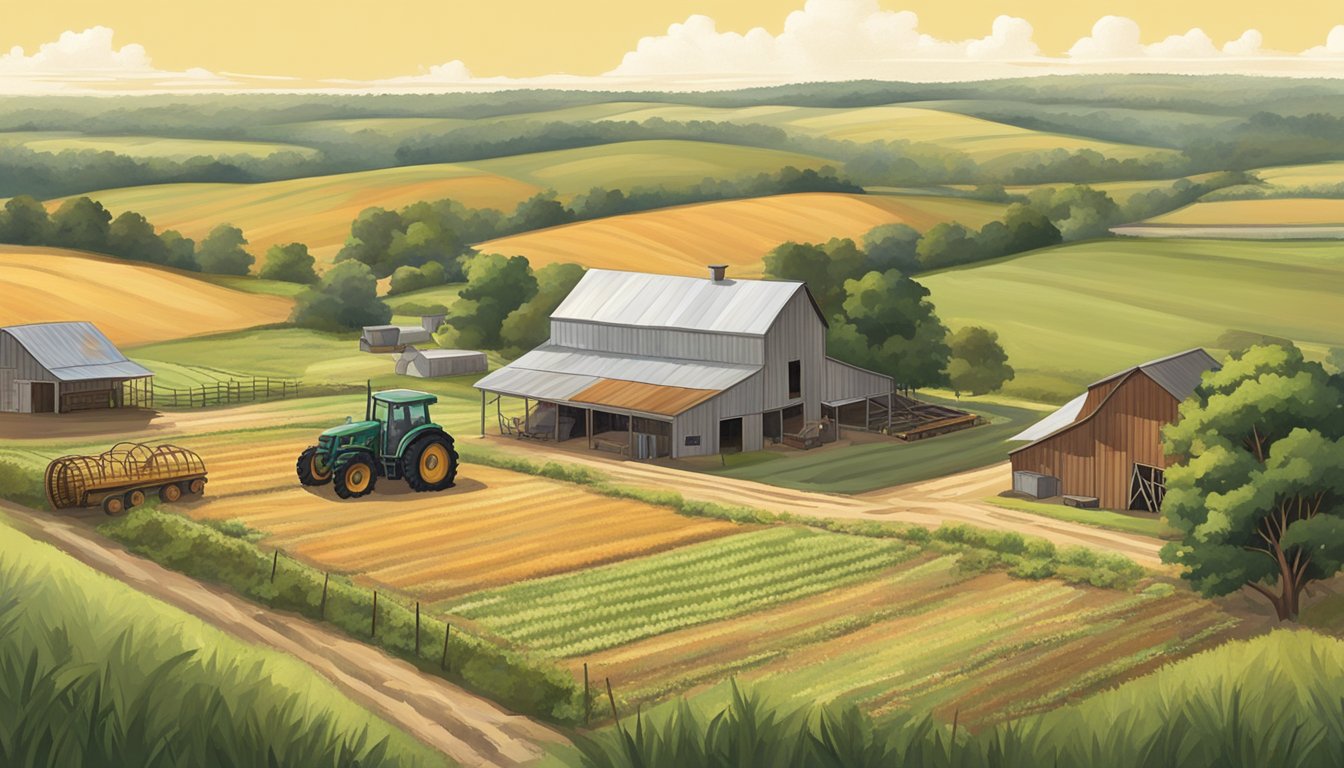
569;378;719;416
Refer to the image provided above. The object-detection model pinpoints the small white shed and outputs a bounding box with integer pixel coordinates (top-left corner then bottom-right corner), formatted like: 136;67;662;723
397;347;488;378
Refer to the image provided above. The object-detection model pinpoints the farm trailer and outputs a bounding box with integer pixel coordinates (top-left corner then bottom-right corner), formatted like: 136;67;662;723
45;442;208;515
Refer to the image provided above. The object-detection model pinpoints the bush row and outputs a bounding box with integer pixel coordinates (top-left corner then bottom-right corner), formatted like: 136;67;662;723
98;507;586;723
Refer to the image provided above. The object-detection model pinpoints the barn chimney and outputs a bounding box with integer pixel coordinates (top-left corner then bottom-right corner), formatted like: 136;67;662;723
708;264;728;282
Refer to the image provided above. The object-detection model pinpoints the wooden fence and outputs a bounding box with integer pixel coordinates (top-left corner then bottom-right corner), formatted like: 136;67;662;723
152;377;301;409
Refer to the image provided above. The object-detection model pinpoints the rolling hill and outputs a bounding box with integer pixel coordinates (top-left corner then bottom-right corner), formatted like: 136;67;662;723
461;139;835;194
0;247;292;345
478;192;1007;276
921;239;1344;402
59;165;540;266
0;130;317;160
1146;198;1344;226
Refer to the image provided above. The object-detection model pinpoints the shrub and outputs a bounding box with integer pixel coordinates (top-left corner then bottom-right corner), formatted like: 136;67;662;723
291;260;392;331
0;460;47;510
259;242;319;284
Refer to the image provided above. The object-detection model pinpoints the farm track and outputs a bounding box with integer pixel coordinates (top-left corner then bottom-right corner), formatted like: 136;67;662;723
476;437;1167;567
0;499;566;768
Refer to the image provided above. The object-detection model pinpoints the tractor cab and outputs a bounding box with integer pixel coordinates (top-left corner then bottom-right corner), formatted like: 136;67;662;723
297;385;457;499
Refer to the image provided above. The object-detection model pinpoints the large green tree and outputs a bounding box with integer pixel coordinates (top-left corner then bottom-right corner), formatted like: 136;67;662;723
0;195;54;245
438;253;538;349
50;197;112;252
500;262;586;356
259;242;319;284
837;270;950;389
946;326;1014;396
107;211;171;265
1161;344;1344;621
763;238;866;316
196;224;255;275
290;261;391;331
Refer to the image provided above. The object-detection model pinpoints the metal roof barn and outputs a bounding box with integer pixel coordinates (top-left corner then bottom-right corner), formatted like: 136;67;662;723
1;321;153;414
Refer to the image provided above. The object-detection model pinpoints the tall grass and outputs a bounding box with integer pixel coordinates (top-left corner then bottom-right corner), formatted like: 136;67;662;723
573;631;1344;768
0;522;447;768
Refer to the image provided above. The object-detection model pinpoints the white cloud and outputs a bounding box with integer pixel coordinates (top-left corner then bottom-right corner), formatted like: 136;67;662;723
1304;25;1344;57
0;26;228;92
1067;16;1265;60
608;0;1040;78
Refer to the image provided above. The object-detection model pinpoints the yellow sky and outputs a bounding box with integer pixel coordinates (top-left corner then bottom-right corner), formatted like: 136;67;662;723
3;0;1340;79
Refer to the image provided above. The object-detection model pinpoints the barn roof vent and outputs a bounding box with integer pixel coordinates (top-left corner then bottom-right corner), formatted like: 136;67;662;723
708;264;728;282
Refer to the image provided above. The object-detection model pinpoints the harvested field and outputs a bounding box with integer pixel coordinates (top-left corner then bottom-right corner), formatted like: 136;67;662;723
1145;198;1344;226
181;431;741;599
0;247;292;346
480;193;1006;276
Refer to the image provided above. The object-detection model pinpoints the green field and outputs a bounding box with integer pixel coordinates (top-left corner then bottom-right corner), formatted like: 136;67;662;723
700;396;1040;493
922;239;1344;402
463;140;835;194
0;518;446;767
446;528;912;657
1253;161;1344;188
984;497;1168;538
0;130;318;159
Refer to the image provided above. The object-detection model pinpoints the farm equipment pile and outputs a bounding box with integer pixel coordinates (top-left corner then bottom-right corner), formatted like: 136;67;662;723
45;442;208;515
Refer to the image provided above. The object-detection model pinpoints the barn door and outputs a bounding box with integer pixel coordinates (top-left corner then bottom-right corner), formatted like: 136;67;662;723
1128;463;1166;512
30;382;55;413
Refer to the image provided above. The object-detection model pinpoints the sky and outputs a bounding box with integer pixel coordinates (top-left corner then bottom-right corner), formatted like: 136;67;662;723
1;0;1342;92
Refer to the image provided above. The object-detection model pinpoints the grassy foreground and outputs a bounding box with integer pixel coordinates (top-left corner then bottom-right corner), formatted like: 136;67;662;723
0;519;447;768
570;630;1344;768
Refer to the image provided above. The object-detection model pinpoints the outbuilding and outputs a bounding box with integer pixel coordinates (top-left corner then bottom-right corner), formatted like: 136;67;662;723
1008;348;1220;512
474;266;898;459
0;322;154;413
396;347;488;378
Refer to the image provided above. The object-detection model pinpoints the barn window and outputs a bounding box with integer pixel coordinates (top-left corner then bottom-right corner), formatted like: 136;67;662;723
788;360;801;399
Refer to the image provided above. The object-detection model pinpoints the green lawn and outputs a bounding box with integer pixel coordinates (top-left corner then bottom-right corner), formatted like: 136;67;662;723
983;497;1168;538
700;395;1038;493
0;517;447;767
922;239;1344;402
201;273;312;298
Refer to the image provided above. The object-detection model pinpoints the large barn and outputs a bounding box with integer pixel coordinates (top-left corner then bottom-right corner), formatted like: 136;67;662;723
1008;348;1220;512
0;322;154;413
474;266;896;458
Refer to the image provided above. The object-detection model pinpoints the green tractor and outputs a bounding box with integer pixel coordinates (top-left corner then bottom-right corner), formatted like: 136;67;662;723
296;386;458;499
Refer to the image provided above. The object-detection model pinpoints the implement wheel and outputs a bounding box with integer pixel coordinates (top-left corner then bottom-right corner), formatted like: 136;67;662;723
160;483;183;503
296;446;333;486
334;456;377;500
188;478;206;496
402;434;458;492
126;489;146;509
101;495;126;516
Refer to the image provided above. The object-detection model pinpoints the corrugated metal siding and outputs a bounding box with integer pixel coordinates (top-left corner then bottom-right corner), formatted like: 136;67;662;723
1009;371;1181;509
552;269;808;335
474;367;597;400
0;368;13;412
673;399;719;458
762;291;826;419
715;371;765;418
551;321;765;365
509;344;759;390
823;357;893;402
740;413;764;453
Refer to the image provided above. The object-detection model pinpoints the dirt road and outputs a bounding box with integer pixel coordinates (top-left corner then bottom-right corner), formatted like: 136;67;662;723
478;437;1165;566
0;500;566;768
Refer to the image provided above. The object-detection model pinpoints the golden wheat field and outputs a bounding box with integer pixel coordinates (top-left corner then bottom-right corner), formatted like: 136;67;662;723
1147;198;1344;226
184;430;741;599
0;248;292;345
61;165;542;266
480;192;1007;276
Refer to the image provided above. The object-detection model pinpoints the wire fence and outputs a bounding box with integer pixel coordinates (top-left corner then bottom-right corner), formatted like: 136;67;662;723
152;377;302;409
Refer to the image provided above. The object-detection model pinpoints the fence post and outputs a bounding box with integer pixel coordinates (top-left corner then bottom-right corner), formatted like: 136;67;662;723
319;572;329;618
415;602;421;655
370;591;378;637
270;549;279;582
584;662;590;726
441;623;451;671
606;677;619;724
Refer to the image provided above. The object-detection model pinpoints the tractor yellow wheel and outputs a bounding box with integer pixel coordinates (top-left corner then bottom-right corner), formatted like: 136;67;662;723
419;443;450;484
344;464;371;493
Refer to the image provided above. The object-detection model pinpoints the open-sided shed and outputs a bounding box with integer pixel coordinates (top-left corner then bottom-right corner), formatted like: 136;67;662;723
0;321;154;413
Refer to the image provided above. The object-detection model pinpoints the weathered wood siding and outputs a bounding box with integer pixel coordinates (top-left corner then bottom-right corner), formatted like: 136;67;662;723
761;291;826;419
1009;371;1181;509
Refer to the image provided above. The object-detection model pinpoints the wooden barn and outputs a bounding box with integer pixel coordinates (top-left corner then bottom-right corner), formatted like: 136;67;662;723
0;322;154;413
1008;349;1219;512
475;266;901;458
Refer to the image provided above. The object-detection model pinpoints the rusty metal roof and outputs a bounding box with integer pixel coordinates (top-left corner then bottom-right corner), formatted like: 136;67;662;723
570;379;719;416
551;269;824;336
1;322;152;382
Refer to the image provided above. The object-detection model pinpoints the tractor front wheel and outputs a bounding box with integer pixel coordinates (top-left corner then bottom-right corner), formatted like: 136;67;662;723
402;434;458;492
297;446;333;486
334;456;377;499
